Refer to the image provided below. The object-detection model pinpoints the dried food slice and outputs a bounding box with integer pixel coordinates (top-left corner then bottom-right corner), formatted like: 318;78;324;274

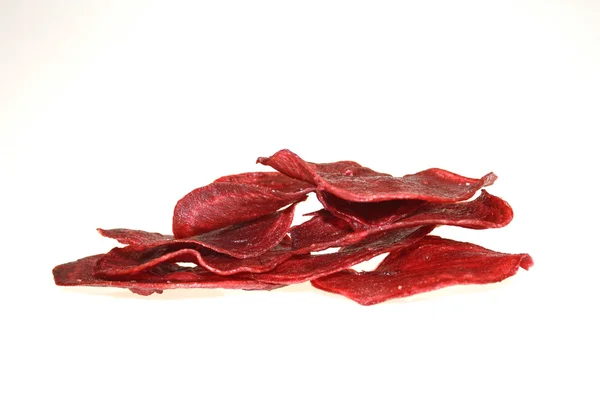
93;241;293;279
257;151;387;187
53;255;283;295
215;171;313;193
316;190;426;228
258;149;496;203
99;202;299;259
290;210;356;253
173;178;310;238
392;190;513;229
311;236;534;305
244;225;435;284
291;190;513;253
98;229;170;246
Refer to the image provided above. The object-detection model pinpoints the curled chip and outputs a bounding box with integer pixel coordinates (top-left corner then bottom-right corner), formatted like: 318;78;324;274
316;190;426;228
311;236;533;305
99;201;300;259
53;255;285;294
93;242;293;278
173;175;311;238
258;149;496;203
291;190;513;253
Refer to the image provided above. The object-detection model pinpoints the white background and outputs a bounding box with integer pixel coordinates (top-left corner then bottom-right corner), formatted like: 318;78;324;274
1;1;599;399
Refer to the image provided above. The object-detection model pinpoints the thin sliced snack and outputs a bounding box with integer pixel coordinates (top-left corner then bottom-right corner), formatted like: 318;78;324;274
215;171;313;193
172;179;310;238
316;190;426;227
291;190;513;253
99;201;299;259
244;225;435;284
257;151;388;187
52;148;533;302
291;210;356;253
311;236;533;306
93;242;293;279
258;149;496;203
53;255;283;294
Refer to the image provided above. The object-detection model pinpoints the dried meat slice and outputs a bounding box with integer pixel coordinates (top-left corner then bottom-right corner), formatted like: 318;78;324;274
99;201;299;259
53;255;283;294
172;178;310;238
311;236;534;305
291;190;513;253
243;225;435;284
258;149;496;203
93;241;293;279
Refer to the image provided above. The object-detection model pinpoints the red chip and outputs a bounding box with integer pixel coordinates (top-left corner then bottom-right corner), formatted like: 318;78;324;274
291;190;513;253
99;201;299;259
316;190;426;227
172;174;311;238
244;225;435;284
53;255;283;293
93;241;293;279
215;171;313;193
258;149;496;203
311;236;533;305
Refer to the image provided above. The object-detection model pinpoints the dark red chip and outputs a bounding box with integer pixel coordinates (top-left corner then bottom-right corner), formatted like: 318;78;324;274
258;149;496;203
257;153;387;184
93;241;293;279
129;288;163;296
99;201;299;259
172;174;311;238
53;255;283;293
311;236;533;305
291;190;513;253
316;190;426;228
243;225;435;284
